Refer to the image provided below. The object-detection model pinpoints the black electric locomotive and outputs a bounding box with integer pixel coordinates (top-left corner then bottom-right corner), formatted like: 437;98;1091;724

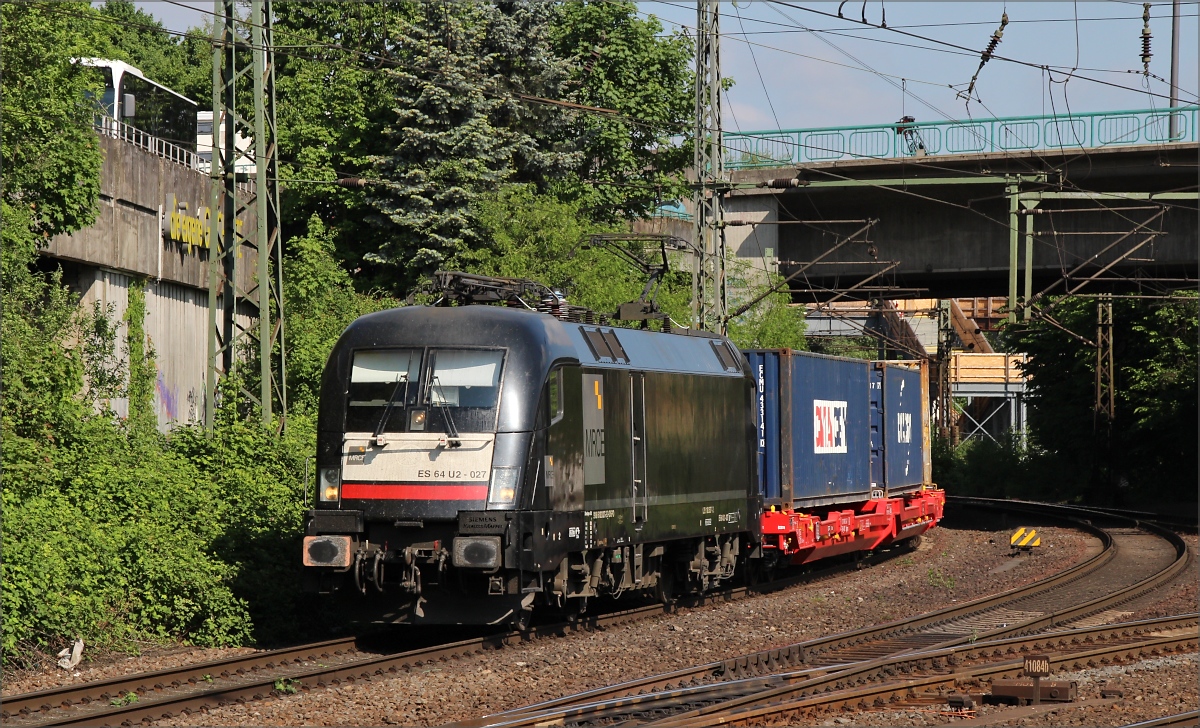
304;301;759;626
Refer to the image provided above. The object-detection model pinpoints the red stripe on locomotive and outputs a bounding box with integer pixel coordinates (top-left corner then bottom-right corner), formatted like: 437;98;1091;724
341;483;489;500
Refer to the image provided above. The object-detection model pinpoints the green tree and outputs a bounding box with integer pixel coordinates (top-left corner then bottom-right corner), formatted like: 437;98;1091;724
1;2;105;236
462;184;694;326
274;2;697;295
273;1;411;270
549;1;693;221
284;214;398;412
276;2;576;293
726;277;807;351
366;1;571;282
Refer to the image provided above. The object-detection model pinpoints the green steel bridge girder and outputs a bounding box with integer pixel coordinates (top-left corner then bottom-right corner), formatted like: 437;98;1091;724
725;105;1200;169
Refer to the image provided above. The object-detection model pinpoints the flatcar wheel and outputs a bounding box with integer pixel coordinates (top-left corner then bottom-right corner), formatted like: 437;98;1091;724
514;608;533;632
746;558;764;589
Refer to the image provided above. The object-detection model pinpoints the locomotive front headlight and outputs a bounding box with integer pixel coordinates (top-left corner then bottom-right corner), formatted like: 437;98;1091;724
487;466;520;508
408;408;427;431
318;468;341;503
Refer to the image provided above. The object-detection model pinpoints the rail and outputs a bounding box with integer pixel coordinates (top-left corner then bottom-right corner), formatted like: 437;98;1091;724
3;535;900;727
465;498;1192;727
725;106;1200;168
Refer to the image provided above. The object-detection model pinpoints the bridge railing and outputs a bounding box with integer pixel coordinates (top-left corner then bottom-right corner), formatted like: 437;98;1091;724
724;106;1199;169
94;115;204;172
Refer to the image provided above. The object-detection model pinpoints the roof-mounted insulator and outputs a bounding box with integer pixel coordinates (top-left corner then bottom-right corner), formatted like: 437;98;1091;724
982;13;1008;62
1141;4;1153;74
757;178;803;189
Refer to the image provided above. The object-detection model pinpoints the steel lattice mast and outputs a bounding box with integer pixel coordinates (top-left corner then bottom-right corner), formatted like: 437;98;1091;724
692;0;727;333
206;0;286;430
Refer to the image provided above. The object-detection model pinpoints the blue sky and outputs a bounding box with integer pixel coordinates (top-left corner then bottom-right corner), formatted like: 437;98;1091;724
136;1;1197;130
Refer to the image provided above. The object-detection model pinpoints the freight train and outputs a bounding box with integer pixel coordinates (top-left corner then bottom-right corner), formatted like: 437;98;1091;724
303;280;944;627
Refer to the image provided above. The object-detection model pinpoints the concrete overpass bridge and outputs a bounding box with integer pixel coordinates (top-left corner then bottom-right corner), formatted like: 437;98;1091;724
684;106;1200;317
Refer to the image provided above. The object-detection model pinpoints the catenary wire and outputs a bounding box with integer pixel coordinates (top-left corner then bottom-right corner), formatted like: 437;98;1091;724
652;0;1198;97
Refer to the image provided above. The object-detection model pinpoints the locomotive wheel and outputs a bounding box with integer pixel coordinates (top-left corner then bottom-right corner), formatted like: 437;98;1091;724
656;567;676;605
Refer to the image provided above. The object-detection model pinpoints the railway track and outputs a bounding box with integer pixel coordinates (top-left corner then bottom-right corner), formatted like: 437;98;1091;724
654;621;1198;727
461;498;1192;728
468;615;1197;727
1;534;910;727
1122;710;1200;727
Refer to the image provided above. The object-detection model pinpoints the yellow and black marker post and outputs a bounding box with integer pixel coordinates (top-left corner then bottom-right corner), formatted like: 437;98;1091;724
1010;527;1041;554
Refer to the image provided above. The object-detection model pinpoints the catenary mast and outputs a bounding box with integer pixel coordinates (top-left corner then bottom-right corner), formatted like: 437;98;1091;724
692;0;727;333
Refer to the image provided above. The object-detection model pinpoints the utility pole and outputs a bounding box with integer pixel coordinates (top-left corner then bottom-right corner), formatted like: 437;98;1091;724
1169;0;1182;139
1094;294;1115;426
935;299;955;442
252;0;287;428
206;0;286;431
692;0;727;333
1006;177;1019;323
206;0;235;430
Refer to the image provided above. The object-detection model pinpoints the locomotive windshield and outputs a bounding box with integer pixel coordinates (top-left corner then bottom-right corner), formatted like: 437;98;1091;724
425;349;504;433
346;349;422;433
344;348;504;434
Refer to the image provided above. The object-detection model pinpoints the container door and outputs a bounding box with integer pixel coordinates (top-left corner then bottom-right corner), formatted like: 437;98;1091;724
869;365;885;498
630;372;648;527
745;350;783;504
884;365;923;491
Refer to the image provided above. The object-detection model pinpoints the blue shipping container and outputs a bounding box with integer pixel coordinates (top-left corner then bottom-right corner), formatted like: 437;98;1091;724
746;350;873;508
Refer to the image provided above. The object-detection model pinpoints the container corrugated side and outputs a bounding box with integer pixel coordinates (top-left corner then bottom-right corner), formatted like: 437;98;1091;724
785;352;872;507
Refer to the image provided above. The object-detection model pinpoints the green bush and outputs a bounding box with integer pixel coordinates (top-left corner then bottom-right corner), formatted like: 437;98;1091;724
1;420;255;662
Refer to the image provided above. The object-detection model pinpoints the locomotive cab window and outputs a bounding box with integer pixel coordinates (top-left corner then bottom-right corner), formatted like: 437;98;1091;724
425;349;505;433
346;349;422;433
546;368;564;426
711;340;741;371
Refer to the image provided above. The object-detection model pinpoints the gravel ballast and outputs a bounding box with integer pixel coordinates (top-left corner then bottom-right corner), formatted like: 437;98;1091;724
151;518;1094;726
10;518;1191;728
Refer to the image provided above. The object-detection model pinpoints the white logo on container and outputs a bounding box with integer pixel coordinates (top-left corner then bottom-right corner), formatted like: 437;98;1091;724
813;400;848;453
